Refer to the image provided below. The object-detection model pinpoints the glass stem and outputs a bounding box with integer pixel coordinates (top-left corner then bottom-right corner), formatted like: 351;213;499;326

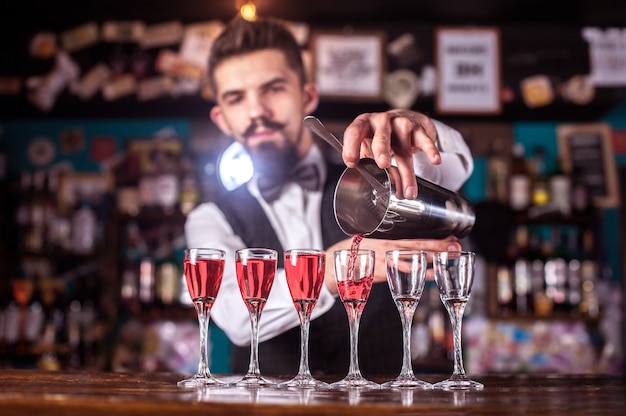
297;309;312;376
246;304;263;377
448;302;467;378
195;300;211;377
346;303;363;377
399;304;416;377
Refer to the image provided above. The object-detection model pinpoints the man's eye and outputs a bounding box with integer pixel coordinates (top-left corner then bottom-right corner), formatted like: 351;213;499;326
225;96;242;105
268;84;286;93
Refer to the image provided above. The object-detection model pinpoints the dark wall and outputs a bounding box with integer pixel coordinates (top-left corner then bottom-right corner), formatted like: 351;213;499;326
0;0;624;122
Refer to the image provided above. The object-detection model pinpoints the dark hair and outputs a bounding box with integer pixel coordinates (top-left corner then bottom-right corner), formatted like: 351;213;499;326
207;17;306;96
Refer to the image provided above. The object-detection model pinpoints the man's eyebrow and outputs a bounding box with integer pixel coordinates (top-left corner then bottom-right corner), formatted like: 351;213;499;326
219;76;290;100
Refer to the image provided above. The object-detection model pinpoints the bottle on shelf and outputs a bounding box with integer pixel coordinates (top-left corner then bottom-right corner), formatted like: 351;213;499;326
570;167;591;215
36;278;64;371
15;171;33;252
513;258;533;315
25;171;46;253
486;138;509;205
154;227;180;306
70;188;97;255
179;157;200;215
531;259;552;317
496;265;514;315
549;156;572;217
138;257;156;309
579;259;600;318
508;142;531;212
530;146;550;208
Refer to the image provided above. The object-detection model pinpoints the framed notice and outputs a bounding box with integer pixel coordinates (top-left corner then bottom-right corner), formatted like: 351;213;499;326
312;30;385;100
435;27;501;114
558;123;620;208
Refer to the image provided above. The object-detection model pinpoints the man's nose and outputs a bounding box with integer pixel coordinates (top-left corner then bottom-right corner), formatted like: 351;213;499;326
246;93;269;120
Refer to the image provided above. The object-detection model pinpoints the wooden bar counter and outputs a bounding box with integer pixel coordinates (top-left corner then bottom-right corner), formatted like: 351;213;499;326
1;369;624;415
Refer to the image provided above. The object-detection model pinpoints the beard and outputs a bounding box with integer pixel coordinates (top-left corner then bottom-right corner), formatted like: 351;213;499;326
251;140;299;182
242;117;300;182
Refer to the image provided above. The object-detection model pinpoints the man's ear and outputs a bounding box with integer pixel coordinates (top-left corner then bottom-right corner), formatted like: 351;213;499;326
210;105;232;135
303;83;319;115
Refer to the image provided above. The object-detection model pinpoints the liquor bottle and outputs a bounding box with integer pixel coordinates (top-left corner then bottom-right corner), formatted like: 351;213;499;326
24;277;45;358
179;156;199;215
37;278;63;371
579;259;599;318
570;167;591;214
65;298;82;368
155;229;180;306
2;280;22;359
513;259;533;315
43;172;63;252
531;259;551;317
496;265;514;314
26;171;46;253
120;258;139;310
70;190;97;254
426;283;447;360
15;171;33;251
567;259;582;315
508;143;531;212
549;156;572;216
486;138;509;205
530;146;550;208
138;257;156;309
545;258;568;314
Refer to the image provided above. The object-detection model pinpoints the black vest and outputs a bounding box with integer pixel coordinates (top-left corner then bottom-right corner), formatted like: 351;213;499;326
214;161;402;377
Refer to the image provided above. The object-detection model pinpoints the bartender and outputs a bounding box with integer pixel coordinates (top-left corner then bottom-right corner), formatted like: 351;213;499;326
185;16;473;376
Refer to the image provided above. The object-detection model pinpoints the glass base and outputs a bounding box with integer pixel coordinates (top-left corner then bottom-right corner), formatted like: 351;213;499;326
433;375;484;391
277;374;330;389
381;375;433;389
330;374;380;390
177;374;230;388
233;374;276;387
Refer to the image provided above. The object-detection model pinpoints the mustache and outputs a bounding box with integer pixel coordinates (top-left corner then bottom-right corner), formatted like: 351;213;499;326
243;117;286;138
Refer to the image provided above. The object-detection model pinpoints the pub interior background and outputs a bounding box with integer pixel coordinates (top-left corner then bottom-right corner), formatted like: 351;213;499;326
0;0;625;376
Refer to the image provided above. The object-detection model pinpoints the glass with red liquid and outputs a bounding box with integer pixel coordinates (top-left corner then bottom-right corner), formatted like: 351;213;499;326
331;244;379;389
277;249;329;389
178;248;227;387
234;248;278;387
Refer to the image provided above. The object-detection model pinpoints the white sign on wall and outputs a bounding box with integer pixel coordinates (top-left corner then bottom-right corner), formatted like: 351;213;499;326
582;27;626;87
312;31;385;100
435;27;501;114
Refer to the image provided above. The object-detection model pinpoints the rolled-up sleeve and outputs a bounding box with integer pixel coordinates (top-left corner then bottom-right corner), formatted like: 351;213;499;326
414;119;474;191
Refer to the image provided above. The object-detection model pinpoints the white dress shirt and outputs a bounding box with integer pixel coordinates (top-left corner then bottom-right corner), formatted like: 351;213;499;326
184;120;473;347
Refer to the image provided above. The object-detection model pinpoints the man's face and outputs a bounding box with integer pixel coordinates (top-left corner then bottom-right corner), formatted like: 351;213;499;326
210;49;318;178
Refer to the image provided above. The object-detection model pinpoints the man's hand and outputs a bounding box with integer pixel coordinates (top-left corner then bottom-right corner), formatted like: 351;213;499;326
323;236;462;295
342;110;442;200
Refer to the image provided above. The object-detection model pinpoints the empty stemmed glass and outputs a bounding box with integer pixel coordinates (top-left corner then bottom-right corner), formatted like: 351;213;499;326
178;248;228;387
330;248;379;389
382;249;432;389
234;248;278;387
432;251;484;390
278;249;330;389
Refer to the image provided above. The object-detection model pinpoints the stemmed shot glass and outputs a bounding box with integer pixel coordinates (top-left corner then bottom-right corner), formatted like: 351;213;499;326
178;248;228;387
331;248;379;389
234;248;278;387
278;249;330;389
432;251;484;390
382;249;432;389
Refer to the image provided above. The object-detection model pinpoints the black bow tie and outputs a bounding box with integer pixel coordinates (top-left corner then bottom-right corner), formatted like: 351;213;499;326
258;164;321;202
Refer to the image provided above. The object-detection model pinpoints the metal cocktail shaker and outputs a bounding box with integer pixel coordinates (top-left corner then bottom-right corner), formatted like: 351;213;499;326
333;159;475;239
